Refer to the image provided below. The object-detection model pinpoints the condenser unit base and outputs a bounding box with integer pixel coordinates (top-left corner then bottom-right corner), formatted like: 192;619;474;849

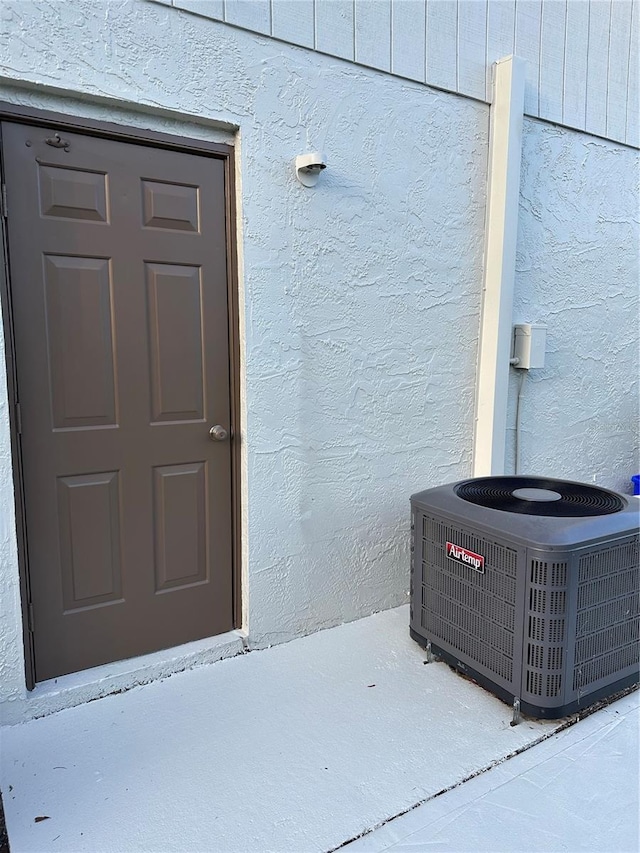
410;628;639;719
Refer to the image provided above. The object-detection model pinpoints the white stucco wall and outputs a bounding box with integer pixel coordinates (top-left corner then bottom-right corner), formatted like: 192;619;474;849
152;0;640;148
0;1;489;721
508;119;640;491
0;1;637;723
0;315;24;720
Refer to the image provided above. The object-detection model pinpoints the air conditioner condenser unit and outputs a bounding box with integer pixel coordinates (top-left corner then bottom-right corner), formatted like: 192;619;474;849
410;477;639;719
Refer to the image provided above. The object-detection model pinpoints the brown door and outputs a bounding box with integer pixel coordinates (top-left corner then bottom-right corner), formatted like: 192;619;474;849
2;121;235;681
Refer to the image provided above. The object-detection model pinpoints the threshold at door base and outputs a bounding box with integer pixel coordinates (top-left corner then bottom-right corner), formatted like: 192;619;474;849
2;629;246;726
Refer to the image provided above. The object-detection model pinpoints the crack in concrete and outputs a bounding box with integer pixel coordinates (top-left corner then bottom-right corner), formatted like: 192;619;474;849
327;684;639;852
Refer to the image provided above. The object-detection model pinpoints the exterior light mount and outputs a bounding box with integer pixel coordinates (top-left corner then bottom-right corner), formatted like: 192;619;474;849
295;152;327;187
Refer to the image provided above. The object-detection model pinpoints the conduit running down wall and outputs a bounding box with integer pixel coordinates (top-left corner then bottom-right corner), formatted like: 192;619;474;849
473;56;526;477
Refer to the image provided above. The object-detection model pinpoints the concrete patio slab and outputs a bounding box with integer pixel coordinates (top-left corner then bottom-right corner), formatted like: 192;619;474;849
343;691;639;852
1;606;570;852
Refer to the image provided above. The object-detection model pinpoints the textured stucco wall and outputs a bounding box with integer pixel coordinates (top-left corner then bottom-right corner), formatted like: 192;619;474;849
149;0;640;148
508;119;640;492
0;0;488;720
0;1;637;724
0;317;25;720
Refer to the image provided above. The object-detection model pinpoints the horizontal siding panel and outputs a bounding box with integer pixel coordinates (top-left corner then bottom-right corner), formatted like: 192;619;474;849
606;0;633;142
585;0;611;138
426;0;458;91
272;0;315;49
563;0;589;130
486;0;516;100
539;0;566;124
224;0;271;35
458;0;488;100
173;0;224;19
627;0;640;146
355;0;392;72
315;0;355;61
391;0;427;83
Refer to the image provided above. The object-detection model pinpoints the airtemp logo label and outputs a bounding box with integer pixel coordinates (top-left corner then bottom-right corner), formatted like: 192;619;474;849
446;542;485;573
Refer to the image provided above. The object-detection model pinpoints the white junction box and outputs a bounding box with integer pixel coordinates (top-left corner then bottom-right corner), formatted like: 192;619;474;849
513;323;547;369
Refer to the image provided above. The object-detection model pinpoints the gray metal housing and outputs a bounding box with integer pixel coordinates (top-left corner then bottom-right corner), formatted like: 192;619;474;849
410;479;640;718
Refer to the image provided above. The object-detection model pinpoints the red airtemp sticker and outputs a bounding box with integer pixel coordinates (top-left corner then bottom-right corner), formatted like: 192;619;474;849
446;541;485;573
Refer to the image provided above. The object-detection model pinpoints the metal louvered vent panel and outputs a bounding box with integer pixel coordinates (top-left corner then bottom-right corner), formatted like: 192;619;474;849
420;515;517;686
548;646;564;670
573;644;639;691
526;669;542;695
426;569;514;631
577;570;638;609
531;559;568;588
549;590;567;614
527;643;544;668
573;535;640;693
575;622;639;663
577;596;640;635
547;673;563;697
523;558;569;700
423;587;514;656
578;539;639;582
425;613;514;682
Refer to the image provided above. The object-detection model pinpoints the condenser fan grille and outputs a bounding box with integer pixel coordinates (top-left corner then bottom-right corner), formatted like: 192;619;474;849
455;477;624;517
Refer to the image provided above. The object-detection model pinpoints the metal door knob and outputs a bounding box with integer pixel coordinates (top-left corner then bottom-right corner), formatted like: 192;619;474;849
209;425;228;442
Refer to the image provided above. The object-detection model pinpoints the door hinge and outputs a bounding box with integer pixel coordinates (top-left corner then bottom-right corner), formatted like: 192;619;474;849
1;184;6;218
27;602;35;633
15;401;22;435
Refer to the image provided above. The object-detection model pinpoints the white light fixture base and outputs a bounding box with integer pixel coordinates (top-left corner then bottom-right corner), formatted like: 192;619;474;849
295;152;327;187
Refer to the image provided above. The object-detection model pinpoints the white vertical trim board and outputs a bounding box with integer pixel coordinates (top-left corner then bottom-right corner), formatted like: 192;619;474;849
473;55;526;478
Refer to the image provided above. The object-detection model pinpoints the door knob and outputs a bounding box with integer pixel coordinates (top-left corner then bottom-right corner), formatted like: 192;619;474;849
209;425;228;442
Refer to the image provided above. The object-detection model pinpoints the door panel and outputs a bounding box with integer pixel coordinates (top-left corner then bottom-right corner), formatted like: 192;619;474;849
146;262;205;423
57;471;123;610
141;179;200;231
38;163;109;222
153;462;208;592
2;121;235;681
44;255;117;429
